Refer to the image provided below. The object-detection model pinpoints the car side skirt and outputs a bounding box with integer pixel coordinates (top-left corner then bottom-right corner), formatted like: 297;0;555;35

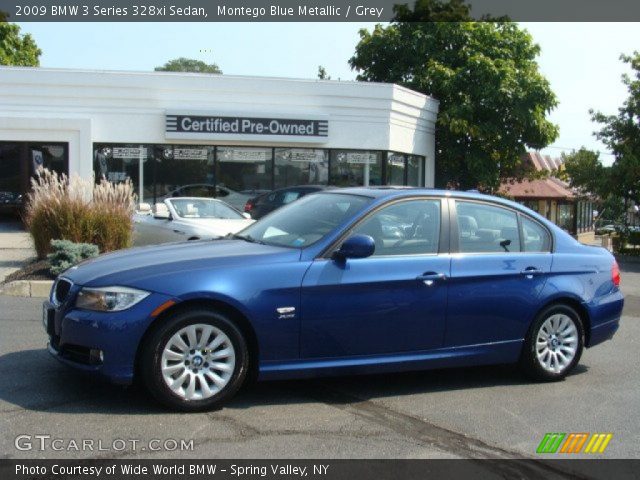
257;339;523;381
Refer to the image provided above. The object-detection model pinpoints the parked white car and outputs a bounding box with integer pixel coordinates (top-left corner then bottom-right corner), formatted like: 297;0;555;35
133;197;254;246
160;184;255;211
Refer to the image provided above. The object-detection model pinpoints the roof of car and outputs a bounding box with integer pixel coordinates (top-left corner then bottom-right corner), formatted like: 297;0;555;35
335;186;493;199
328;187;529;211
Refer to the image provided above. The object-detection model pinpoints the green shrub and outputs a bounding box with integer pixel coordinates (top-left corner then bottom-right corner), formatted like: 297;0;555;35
47;239;99;276
24;168;136;258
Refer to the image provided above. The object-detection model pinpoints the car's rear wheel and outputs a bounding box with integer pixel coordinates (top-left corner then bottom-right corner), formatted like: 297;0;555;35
141;309;249;411
521;304;584;381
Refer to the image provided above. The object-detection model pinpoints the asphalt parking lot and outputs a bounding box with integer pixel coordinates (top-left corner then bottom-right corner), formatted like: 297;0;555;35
1;263;638;462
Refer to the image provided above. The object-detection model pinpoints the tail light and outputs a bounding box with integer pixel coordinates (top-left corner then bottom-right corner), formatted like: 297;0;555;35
612;260;621;287
244;201;253;212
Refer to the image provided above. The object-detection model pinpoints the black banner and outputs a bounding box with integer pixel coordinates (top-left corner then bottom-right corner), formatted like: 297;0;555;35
3;0;640;21
2;459;640;480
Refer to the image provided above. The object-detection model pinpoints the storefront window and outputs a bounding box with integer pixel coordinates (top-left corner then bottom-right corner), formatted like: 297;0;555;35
32;144;68;176
94;144;143;194
151;146;214;203
386;153;405;186
407;155;425;187
0;143;23;206
330;150;382;187
94;144;215;204
274;148;328;188
216;147;272;193
1;142;68;217
93;144;425;204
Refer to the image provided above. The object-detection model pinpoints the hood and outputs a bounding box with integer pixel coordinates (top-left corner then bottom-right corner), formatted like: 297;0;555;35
62;239;300;288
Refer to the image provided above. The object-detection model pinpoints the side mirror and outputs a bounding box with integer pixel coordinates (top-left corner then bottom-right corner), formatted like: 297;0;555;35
333;234;375;261
242;212;252;219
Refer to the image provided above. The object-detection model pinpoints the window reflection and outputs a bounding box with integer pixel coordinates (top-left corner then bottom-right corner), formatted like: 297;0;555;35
274;148;328;188
330;150;382;187
92;144;426;206
216;147;272;192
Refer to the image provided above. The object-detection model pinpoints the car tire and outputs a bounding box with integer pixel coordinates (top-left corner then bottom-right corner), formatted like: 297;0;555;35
520;304;584;381
140;308;249;411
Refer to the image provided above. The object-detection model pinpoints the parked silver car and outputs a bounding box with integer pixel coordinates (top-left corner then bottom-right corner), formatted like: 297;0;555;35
133;197;254;246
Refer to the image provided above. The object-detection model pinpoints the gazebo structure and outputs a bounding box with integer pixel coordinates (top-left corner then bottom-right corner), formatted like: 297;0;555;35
500;152;595;243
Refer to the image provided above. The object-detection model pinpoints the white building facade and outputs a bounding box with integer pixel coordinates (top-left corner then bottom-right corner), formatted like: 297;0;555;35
0;67;438;210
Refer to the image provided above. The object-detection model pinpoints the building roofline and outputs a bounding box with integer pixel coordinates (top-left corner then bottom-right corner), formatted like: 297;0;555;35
0;65;435;101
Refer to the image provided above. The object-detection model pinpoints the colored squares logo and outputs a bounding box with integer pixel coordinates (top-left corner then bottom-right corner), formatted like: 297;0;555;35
537;433;613;454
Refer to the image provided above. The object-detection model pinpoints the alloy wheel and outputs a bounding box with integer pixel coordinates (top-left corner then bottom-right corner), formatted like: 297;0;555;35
161;323;236;401
535;313;578;374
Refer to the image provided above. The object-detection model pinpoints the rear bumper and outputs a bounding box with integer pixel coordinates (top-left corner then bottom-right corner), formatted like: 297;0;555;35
588;318;620;347
586;288;624;348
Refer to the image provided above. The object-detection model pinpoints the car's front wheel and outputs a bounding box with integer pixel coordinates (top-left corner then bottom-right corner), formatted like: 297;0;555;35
521;304;584;381
141;309;249;411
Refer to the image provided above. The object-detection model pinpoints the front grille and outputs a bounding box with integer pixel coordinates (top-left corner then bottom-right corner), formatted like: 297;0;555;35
53;278;73;306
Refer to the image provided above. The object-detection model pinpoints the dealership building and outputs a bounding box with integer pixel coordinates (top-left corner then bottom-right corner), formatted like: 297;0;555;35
0;67;438;210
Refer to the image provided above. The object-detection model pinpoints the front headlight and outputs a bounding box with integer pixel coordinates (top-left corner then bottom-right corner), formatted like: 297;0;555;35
75;286;150;312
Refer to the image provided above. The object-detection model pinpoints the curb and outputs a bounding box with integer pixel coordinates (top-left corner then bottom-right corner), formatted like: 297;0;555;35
0;280;53;298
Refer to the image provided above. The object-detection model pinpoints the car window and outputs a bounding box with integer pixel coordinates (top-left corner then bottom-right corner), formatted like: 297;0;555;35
216;187;229;197
522;216;551;252
240;193;371;248
282;191;301;204
456;201;521;253
350;199;441;256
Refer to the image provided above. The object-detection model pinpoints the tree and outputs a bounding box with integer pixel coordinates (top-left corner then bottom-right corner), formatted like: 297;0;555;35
155;57;222;74
560;148;608;199
317;65;331;80
0;21;41;66
590;52;640;210
349;2;558;191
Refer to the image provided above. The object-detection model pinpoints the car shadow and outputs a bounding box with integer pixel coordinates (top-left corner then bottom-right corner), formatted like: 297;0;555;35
0;348;588;414
228;363;590;410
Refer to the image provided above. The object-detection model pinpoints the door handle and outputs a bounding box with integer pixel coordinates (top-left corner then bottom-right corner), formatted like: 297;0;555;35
521;267;544;278
173;229;185;235
417;272;446;286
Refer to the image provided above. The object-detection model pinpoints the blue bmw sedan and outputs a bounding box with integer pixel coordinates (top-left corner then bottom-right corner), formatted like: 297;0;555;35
43;188;624;411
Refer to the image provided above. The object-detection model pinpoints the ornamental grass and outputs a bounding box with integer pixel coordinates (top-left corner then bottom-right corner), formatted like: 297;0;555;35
24;168;136;259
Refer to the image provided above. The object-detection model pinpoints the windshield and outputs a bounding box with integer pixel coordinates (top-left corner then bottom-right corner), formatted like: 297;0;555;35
168;198;243;220
239;192;372;248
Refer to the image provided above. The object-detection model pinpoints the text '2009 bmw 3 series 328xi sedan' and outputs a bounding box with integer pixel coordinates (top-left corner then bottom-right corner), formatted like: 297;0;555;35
43;188;624;411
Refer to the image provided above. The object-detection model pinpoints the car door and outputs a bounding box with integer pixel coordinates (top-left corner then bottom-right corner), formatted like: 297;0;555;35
445;199;553;347
301;198;450;358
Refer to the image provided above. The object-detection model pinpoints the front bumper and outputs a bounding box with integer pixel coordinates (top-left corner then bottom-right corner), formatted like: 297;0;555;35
43;291;176;385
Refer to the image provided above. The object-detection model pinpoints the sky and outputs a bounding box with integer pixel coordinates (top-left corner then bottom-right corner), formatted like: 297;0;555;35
16;22;640;165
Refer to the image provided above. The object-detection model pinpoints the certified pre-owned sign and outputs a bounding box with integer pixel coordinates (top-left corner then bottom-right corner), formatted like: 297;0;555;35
166;113;328;141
